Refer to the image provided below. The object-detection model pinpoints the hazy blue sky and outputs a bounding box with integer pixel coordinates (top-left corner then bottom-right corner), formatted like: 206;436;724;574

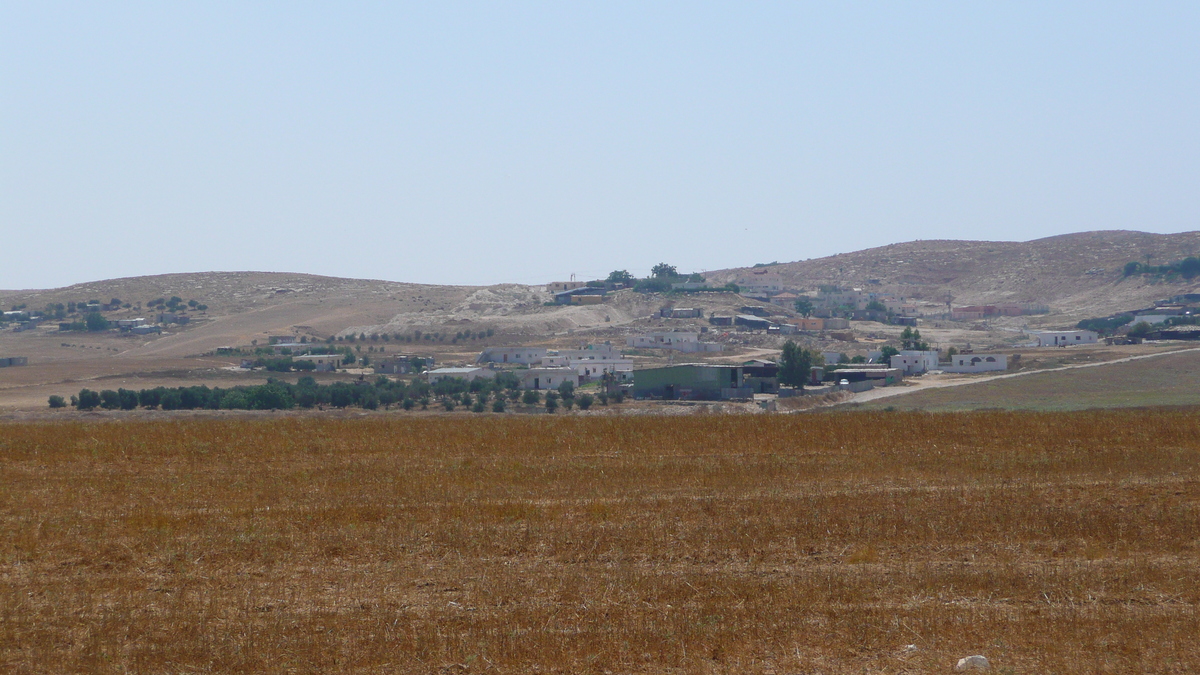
3;3;1198;289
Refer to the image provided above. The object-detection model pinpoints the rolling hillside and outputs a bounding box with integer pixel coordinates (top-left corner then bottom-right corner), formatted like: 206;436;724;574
708;230;1200;320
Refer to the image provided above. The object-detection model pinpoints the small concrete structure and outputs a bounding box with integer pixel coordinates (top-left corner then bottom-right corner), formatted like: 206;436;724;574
627;332;722;353
477;346;548;365
0;356;29;367
426;367;496;384
270;342;312;355
1032;330;1098;347
293;354;342;372
890;350;940;375
734;314;774;330
374;355;430;374
516;367;580;391
941;354;1008;373
550;346;634;381
660;307;702;318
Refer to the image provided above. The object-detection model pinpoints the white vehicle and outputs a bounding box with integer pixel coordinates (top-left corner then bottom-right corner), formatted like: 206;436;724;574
838;378;849;386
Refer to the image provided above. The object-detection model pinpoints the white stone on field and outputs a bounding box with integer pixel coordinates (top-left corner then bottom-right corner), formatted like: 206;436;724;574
955;654;990;671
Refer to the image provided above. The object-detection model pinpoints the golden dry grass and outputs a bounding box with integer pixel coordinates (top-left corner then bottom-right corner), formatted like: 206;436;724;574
2;412;1199;673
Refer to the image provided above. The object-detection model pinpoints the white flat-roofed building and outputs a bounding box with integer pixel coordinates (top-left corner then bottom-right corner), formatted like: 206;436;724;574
426;367;496;384
477;346;548;365
293;354;342;372
942;354;1008;373
627;332;722;353
890;350;940;375
516;367;580;391
1032;330;1098;347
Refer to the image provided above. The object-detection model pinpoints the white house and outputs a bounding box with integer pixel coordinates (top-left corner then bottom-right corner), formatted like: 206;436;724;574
426;367;496;383
627;332;722;352
516;367;580;391
884;300;920;316
890;350;940;375
818;288;867;310
941;354;1008;373
1032;330;1098;347
477;346;547;365
552;346;634;381
735;275;785;296
293;354;342;372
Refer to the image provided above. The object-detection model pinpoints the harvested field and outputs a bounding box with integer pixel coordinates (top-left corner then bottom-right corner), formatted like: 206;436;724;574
2;413;1199;673
857;348;1200;412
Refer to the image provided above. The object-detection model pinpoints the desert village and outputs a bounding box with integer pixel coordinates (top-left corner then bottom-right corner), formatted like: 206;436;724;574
2;259;1199;413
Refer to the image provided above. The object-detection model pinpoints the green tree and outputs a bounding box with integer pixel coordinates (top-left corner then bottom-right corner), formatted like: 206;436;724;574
577;393;594;410
793;298;814;317
118;388;139;410
650;263;678;278
492;398;506;413
1128;321;1153;338
99;390;120;410
75;389;101;410
899;327;929;351
544;392;559;413
85;312;110;332
880;345;900;361
607;270;635;284
778;340;816;388
522;389;541;405
557;380;575;399
48;395;67;409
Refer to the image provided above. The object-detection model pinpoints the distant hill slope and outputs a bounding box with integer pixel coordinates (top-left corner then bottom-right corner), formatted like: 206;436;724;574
707;230;1200;321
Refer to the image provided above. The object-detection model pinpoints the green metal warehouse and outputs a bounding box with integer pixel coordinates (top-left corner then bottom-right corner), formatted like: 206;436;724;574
631;364;751;400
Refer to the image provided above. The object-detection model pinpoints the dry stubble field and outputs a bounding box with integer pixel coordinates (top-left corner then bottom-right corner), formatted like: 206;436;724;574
1;412;1198;673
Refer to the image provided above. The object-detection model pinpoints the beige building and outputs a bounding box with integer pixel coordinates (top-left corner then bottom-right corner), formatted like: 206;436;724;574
516;368;580;391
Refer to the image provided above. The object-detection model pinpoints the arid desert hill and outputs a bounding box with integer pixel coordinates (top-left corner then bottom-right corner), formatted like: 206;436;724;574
3;231;1199;351
708;230;1200;320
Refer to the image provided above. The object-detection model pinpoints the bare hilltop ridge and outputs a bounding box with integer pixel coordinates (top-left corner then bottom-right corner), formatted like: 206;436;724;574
707;230;1200;320
5;230;1199;333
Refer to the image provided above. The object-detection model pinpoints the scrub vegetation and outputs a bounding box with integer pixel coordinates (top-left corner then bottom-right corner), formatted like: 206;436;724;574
2;412;1199;673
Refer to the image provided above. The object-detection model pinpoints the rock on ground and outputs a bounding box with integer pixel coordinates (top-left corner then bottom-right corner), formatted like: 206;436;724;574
955;654;990;671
